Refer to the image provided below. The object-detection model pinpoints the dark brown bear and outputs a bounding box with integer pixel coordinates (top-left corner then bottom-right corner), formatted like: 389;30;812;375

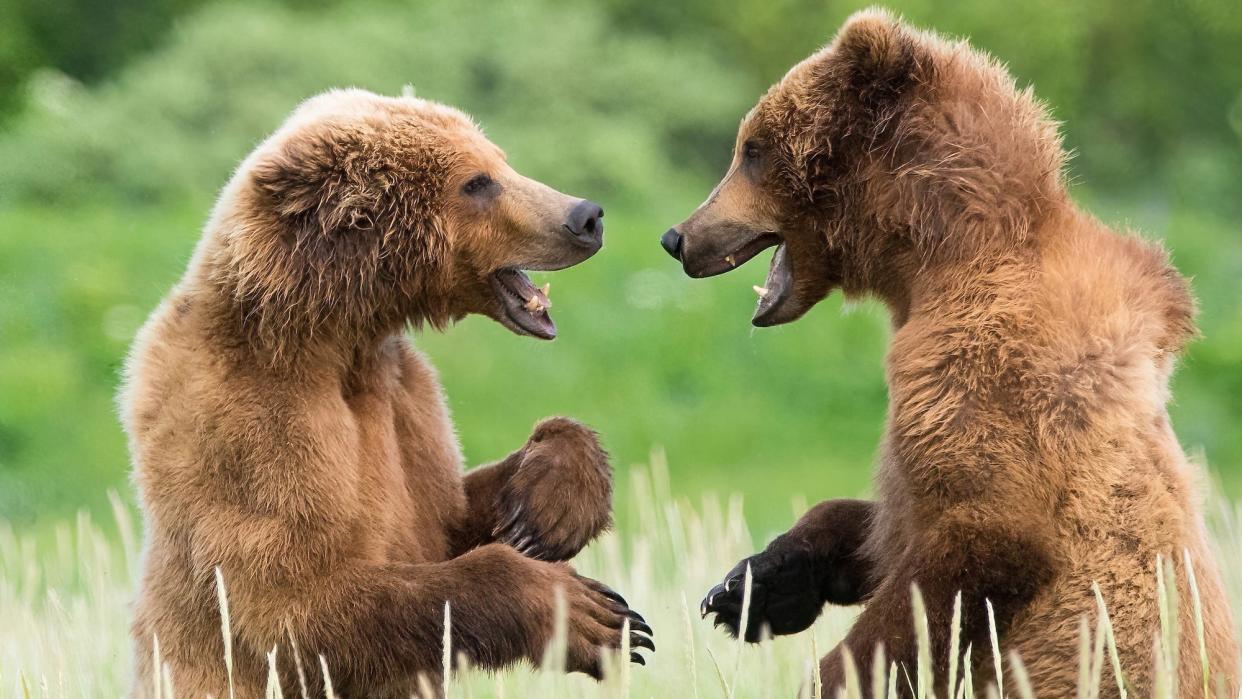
662;10;1238;697
121;89;651;698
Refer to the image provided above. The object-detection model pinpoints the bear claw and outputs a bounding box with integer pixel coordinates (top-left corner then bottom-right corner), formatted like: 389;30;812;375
700;546;826;642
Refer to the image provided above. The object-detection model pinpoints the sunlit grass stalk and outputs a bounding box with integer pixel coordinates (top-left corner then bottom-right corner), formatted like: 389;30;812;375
947;592;962;699
911;585;931;699
960;644;974;699
870;643;885;699
620;618;633;696
1183;548;1212;697
161;663;175;699
811;625;822;699
317;655;337;699
840;647;861;699
704;644;731;696
986;600;1003;699
215;567;236;699
1077;615;1092;699
151;633;162;699
1089;613;1107;699
443;602;452;698
1008;651;1034;699
284;619;309;699
264;646;282;699
680;592;699;699
1092;582;1127;698
1156;553;1180;696
728;563;754;699
107;490;137;575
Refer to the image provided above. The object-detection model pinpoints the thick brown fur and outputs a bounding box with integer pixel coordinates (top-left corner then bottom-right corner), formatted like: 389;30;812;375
678;10;1239;697
121;89;649;699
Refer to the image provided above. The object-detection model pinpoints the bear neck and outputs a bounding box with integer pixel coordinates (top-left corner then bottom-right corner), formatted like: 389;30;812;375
842;199;1071;328
186;232;438;372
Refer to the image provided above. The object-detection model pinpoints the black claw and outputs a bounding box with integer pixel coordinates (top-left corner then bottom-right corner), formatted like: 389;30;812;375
630;633;655;652
630;652;645;666
596;586;628;608
628;618;653;636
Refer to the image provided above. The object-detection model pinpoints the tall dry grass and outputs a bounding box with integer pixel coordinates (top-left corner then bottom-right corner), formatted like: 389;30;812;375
3;453;1242;697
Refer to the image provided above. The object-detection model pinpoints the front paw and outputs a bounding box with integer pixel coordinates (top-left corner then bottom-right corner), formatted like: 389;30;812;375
559;573;654;679
701;541;824;641
494;417;612;561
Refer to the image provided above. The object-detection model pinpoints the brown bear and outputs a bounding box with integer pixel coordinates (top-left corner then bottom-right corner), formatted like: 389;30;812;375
661;10;1239;697
120;89;652;698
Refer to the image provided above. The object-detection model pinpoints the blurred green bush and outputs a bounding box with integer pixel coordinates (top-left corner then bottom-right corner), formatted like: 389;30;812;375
0;0;1239;533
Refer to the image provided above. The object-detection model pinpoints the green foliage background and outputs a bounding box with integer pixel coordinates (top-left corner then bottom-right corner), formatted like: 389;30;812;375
1;0;1240;533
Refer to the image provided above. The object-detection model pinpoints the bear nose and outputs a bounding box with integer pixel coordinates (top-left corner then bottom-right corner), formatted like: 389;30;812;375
660;228;683;260
565;200;604;242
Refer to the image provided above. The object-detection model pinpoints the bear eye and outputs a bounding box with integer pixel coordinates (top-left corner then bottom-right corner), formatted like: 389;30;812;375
742;140;762;161
463;173;494;196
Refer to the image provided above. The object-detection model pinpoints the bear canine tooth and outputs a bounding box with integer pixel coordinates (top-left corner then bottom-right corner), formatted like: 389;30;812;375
753;285;769;298
523;295;542;313
725;255;737;267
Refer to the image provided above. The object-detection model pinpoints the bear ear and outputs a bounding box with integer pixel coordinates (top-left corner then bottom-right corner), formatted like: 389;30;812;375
832;8;925;106
249;125;381;233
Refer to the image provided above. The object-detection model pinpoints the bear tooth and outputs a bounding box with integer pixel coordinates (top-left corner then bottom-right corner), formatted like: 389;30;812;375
725;255;737;267
753;285;769;298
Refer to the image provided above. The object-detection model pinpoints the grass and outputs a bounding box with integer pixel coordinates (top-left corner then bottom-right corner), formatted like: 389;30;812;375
3;453;1241;697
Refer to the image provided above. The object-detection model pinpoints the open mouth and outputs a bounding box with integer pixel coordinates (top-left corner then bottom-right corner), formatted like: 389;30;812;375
685;231;795;326
490;268;556;340
688;232;782;278
751;243;794;326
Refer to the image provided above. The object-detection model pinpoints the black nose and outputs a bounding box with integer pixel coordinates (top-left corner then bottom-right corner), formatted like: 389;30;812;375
566;200;604;241
660;228;683;260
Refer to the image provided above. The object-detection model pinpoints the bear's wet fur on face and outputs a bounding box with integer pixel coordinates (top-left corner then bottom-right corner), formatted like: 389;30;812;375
680;9;1238;697
219;88;602;353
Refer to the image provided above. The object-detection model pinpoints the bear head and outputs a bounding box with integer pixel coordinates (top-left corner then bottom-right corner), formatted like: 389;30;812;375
210;88;603;355
661;9;1065;326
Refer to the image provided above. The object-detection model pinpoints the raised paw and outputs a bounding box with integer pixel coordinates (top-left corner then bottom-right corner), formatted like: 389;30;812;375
494;417;612;561
700;541;825;642
557;573;654;679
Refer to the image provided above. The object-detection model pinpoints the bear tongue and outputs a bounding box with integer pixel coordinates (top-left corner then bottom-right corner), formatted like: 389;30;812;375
752;243;793;325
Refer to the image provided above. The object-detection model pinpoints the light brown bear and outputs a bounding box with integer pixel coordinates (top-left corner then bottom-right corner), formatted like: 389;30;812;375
662;10;1239;697
120;89;652;698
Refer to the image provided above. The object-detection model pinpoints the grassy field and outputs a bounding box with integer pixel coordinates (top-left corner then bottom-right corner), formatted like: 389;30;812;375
2;0;1241;694
3;457;1241;698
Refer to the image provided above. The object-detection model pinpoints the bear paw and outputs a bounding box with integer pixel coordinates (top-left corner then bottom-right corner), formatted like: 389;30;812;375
493;417;612;561
700;542;826;642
